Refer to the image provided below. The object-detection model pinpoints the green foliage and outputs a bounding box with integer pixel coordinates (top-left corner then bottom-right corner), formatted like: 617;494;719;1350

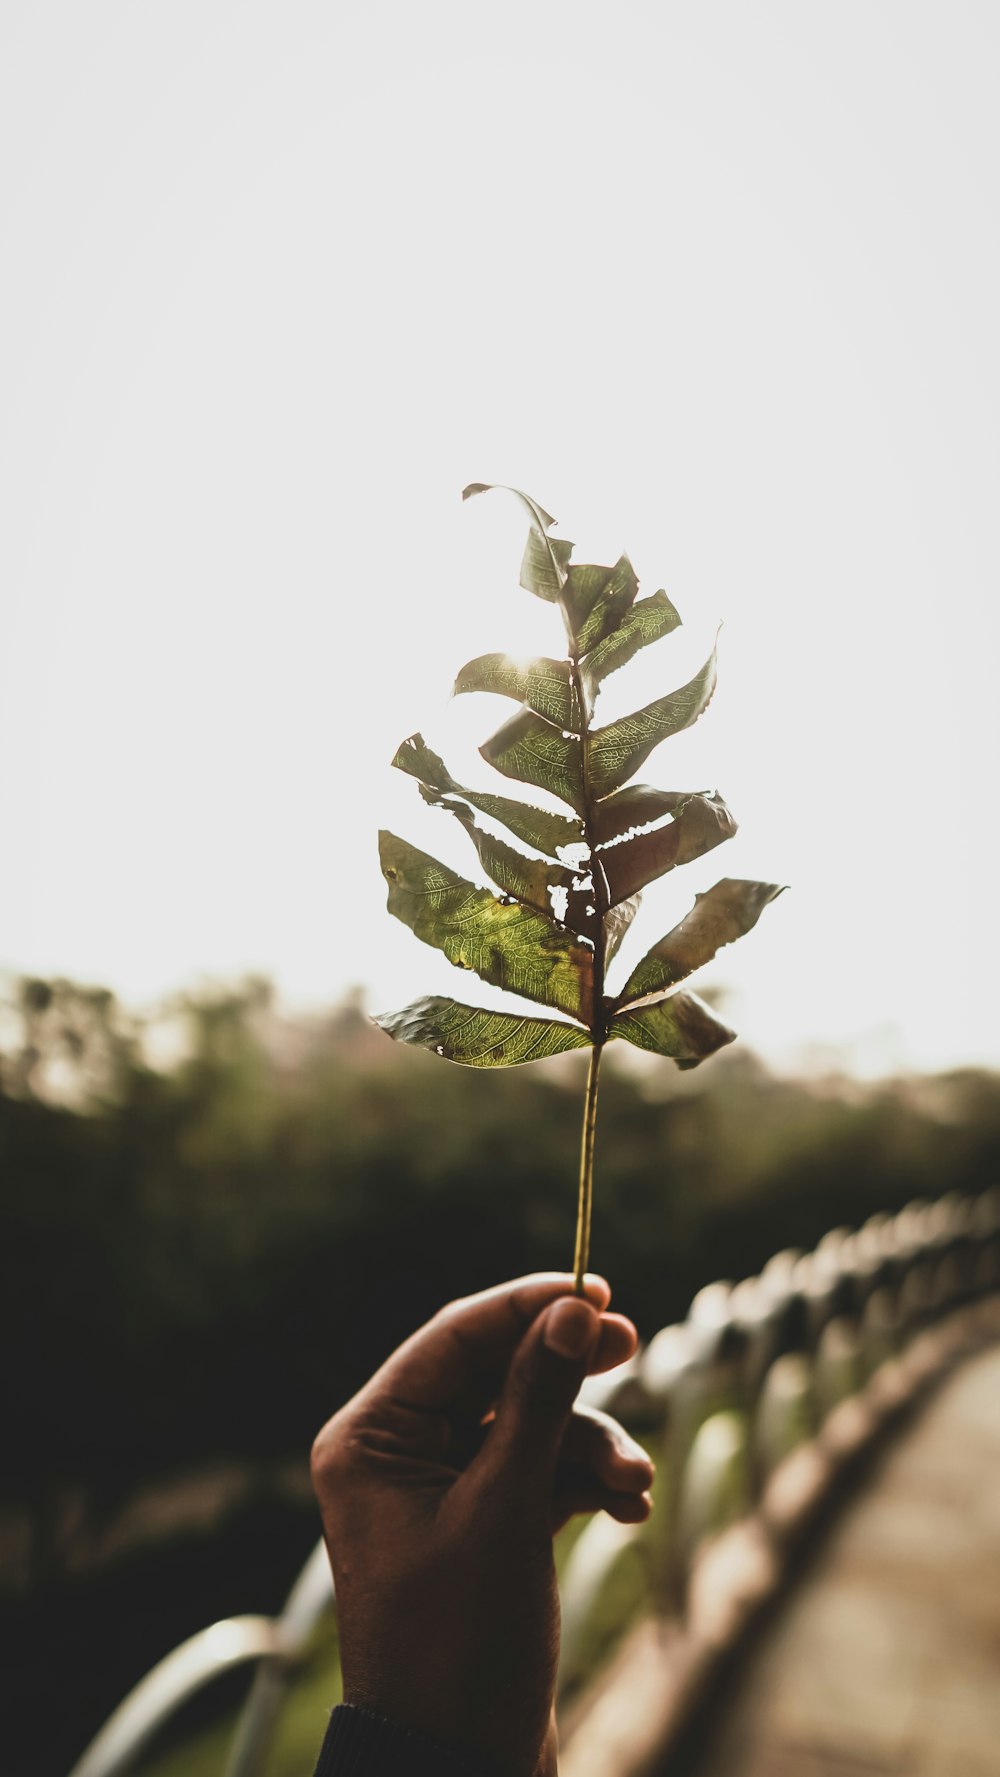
373;997;591;1067
5;969;1000;1774
378;485;783;1070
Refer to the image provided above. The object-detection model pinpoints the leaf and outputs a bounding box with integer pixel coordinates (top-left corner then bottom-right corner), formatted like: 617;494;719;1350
433;801;575;915
582;590;682;696
520;527;575;602
380;831;594;1023
593;783;694;846
408;764;598;936
587;647;719;800
454;653;577;729
463;481;558;531
462;482;573;602
393;733;584;860
563;557;638;655
610;990;736;1066
597;791;737;904
416;792;584;924
618;878;786;1005
480;708;585;815
373;996;591;1067
605;894;641;964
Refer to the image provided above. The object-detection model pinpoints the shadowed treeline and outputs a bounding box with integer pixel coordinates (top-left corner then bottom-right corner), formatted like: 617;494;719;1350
2;974;1000;1774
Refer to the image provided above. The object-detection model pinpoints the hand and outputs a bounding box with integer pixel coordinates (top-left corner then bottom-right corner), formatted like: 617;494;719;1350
310;1273;653;1777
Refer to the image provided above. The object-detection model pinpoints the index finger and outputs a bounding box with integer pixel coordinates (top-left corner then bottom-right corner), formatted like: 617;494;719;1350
359;1272;612;1419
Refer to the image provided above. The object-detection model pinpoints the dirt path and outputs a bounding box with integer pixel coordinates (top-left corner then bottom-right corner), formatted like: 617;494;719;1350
678;1343;1000;1777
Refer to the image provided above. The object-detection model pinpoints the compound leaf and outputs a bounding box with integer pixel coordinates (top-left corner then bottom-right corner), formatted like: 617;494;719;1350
610;990;736;1066
587;647;718;800
380;830;594;1024
597;791;737;904
619;878;786;1005
373;996;591;1067
454;653;577;729
481;709;585;814
582;590;682;696
393;733;584;861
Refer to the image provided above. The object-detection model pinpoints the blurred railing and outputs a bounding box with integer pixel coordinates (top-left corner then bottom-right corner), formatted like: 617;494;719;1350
69;1189;1000;1777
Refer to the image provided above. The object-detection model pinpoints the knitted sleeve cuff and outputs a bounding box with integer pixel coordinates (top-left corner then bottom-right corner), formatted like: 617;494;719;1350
313;1702;482;1776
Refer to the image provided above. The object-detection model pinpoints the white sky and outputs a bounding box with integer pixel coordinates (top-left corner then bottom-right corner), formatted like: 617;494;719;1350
2;2;999;1077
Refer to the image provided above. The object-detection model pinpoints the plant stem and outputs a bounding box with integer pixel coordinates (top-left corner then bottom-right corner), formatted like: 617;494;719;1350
573;1042;604;1293
551;534;610;1292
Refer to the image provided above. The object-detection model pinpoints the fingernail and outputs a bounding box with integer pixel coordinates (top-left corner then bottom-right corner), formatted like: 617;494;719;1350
544;1297;598;1358
583;1272;610;1303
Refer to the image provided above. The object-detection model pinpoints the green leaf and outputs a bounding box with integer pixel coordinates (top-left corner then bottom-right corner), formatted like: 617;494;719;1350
454;653;577;729
520;527;574;601
587;647;718;800
597;791;737;904
380;831;594;1023
415;791;583;923
433;801;574;916
405;761;598;936
373;996;591;1068
480;709;585;814
462;482;573;602
393;733;584;861
610;990;736;1066
618;878;786;1005
582;590;682;696
563;557;638;655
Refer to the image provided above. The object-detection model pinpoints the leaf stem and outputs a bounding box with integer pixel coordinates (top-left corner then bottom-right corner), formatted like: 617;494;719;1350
573;1041;603;1293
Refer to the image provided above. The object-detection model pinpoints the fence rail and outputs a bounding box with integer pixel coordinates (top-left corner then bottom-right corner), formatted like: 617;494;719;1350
69;1188;1000;1777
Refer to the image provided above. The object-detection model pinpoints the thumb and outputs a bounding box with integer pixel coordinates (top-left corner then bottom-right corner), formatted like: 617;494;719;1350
477;1296;602;1498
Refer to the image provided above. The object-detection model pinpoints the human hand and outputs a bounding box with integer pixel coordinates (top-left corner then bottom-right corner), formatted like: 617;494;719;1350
310;1273;652;1776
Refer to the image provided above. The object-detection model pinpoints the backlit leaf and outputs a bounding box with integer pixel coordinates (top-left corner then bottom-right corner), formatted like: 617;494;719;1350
597;791;737;904
419;794;582;923
480;709;585;814
582;590;682;696
593;783;694;845
605;894;641;963
373;996;591;1068
393;733;584;860
619;878;786;1005
610;990;736;1066
380;831;594;1023
520;527;575;601
454;653;577;729
587;647;718;800
563;557;638;655
462;482;573;602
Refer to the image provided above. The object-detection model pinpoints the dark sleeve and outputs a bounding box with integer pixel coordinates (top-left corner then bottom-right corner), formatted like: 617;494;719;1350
313;1703;482;1776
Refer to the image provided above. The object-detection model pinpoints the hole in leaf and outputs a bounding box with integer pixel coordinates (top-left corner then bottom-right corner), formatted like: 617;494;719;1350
548;885;569;923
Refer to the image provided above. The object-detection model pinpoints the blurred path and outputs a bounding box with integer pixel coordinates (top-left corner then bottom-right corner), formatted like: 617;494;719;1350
680;1344;1000;1777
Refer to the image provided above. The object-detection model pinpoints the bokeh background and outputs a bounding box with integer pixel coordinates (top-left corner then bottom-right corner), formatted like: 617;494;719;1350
3;4;999;1774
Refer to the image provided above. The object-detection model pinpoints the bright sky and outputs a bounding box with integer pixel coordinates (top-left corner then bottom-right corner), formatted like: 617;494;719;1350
3;2;999;1077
